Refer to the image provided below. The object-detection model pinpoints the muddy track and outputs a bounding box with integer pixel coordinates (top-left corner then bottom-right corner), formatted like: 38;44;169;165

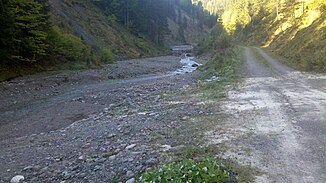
211;47;326;182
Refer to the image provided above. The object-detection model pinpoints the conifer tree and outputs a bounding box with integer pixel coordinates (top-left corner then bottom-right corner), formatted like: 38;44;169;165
0;0;50;63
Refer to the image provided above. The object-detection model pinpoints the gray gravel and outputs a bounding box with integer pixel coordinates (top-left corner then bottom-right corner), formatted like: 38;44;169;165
209;47;326;182
0;55;206;182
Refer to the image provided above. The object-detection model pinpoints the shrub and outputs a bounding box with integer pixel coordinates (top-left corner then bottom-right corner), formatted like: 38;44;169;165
101;48;114;64
107;15;118;25
48;27;92;63
140;158;231;183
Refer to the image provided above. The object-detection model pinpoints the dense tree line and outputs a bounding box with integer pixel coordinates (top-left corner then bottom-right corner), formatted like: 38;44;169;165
0;0;217;68
197;0;325;34
0;0;50;63
92;0;217;44
0;0;95;70
198;0;325;71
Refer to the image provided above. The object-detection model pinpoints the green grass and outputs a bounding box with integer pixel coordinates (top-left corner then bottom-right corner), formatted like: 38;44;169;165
198;46;244;99
236;4;326;72
175;145;216;159
140;158;232;183
161;144;257;183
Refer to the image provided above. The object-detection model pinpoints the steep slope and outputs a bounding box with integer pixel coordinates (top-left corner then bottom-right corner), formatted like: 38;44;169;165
199;0;326;71
165;8;210;46
266;12;326;71
49;0;165;58
238;0;326;71
0;0;215;81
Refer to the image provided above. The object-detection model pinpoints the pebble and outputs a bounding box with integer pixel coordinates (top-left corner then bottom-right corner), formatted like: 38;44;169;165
127;157;134;162
126;170;134;178
10;175;24;183
125;144;136;150
55;158;62;162
145;158;158;165
23;165;34;171
2;62;207;182
109;155;116;160
181;116;189;121
126;178;135;183
62;171;71;180
94;165;102;171
40;166;48;173
108;133;116;138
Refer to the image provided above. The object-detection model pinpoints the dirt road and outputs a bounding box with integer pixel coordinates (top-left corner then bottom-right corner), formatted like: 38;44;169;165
210;47;326;182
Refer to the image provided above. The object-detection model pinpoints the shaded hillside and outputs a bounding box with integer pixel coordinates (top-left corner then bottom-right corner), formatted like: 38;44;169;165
165;8;211;46
0;0;216;81
91;0;216;47
49;0;216;57
49;0;164;58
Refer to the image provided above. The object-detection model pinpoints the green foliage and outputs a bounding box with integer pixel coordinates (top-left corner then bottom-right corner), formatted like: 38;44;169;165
198;22;243;98
177;145;215;159
93;0;216;44
208;23;232;50
93;0;170;43
199;47;243;99
0;0;50;63
134;37;166;56
202;48;241;79
198;0;326;72
107;15;118;25
101;48;114;64
140;158;231;183
48;27;93;65
196;20;231;55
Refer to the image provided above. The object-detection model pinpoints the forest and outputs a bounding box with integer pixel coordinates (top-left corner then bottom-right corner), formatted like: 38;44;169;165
0;0;215;77
200;0;325;70
92;0;216;43
0;0;325;79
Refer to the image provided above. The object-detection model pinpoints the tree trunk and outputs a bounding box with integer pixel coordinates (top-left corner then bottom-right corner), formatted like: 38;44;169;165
276;0;280;20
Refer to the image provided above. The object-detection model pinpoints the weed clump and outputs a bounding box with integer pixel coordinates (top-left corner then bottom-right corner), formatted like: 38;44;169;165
140;158;233;183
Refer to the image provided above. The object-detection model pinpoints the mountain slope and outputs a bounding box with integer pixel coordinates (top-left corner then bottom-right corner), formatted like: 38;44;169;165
0;0;215;81
238;0;326;71
199;0;326;71
49;0;164;58
165;8;210;46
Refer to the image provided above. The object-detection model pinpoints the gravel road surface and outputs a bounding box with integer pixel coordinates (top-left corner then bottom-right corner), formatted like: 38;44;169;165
208;47;326;183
